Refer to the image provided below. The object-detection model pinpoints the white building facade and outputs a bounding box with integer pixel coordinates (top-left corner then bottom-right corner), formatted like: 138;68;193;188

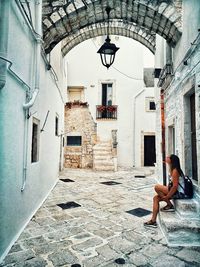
65;36;156;168
155;0;200;188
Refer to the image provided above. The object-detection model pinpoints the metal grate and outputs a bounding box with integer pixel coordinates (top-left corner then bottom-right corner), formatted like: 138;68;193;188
100;181;121;185
126;208;151;217
57;201;81;209
60;178;75;182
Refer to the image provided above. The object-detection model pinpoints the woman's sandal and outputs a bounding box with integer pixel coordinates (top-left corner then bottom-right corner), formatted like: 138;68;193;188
144;220;157;228
160;205;175;212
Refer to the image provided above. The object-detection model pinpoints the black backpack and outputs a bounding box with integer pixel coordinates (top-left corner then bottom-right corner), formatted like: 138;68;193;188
179;174;194;198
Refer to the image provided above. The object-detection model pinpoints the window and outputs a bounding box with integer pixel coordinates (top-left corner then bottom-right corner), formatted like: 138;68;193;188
146;98;156;111
168;125;175;154
55;115;59;136
67;136;82;146
31;118;39;163
68;86;84;102
149;101;156;110
102;83;113;106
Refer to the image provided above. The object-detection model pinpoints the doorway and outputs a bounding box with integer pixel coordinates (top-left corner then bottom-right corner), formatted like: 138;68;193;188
190;93;198;181
144;135;156;166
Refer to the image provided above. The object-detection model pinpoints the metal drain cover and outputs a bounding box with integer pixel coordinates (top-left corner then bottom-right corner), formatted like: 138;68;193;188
134;175;146;178
126;207;151;217
100;181;121;185
57;201;81;209
60;178;75;182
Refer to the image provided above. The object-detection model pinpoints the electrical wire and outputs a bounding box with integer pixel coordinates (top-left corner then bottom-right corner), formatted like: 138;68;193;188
111;66;143;80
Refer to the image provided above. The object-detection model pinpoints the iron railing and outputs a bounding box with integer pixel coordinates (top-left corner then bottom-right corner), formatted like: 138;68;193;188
96;105;118;119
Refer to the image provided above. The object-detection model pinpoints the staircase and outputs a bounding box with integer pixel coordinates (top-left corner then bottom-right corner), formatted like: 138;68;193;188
158;188;200;246
93;141;115;171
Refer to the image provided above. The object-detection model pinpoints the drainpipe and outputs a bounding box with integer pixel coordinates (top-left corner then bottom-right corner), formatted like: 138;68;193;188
0;1;10;89
23;0;42;110
133;89;145;167
160;89;167;185
21;0;42;191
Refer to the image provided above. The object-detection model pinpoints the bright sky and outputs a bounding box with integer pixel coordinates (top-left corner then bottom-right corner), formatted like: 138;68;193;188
143;46;155;68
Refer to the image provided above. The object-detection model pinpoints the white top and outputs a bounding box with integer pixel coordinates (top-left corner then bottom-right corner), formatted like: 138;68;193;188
168;174;184;194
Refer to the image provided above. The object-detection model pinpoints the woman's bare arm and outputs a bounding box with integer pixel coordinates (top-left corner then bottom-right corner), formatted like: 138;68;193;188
162;169;179;200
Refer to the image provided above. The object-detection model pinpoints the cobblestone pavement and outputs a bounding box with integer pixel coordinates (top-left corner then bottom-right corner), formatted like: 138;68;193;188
1;168;200;267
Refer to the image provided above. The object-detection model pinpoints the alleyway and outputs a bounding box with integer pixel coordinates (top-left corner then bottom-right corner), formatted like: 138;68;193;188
1;168;200;267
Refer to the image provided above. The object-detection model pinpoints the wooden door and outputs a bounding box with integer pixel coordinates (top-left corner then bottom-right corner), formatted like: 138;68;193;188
144;135;156;166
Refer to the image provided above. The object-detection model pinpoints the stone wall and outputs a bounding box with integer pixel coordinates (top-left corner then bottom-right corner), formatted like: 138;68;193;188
163;38;200;185
64;102;97;168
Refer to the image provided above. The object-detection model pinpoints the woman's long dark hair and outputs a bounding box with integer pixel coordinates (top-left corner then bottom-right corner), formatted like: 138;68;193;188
169;154;183;176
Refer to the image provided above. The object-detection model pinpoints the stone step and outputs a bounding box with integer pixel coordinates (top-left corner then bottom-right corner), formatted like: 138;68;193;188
94;165;115;171
173;198;200;219
93;146;112;152
93;160;114;167
93;155;113;160
93;149;112;154
158;211;200;246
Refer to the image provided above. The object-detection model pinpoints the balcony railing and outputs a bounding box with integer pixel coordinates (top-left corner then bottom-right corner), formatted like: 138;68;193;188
96;105;118;120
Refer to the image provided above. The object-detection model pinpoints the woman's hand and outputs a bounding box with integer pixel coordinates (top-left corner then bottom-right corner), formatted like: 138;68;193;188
161;195;169;201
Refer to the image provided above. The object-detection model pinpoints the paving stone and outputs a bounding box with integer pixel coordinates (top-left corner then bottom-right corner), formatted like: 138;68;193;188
71;232;92;241
93;227;115;239
48;249;78;266
2;250;35;265
175;248;200;264
27;225;54;237
150;254;185;267
128;251;149;266
9;244;23;254
96;244;119;261
108;236;136;254
45;227;83;241
17;231;32;240
2;168;199;267
20;236;47;249
16;257;47;267
33;240;72;254
71;237;103;252
82;255;105;267
34;208;51;218
31;216;56;226
52;212;74;221
140;243;168;259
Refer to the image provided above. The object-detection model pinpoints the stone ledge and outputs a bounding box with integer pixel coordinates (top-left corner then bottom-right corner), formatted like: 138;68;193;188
158;211;200;246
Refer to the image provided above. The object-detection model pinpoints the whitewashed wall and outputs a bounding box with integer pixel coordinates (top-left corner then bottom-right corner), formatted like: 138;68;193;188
0;2;66;260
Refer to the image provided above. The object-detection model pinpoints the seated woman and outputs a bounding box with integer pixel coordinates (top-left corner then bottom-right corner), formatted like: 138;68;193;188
144;154;184;228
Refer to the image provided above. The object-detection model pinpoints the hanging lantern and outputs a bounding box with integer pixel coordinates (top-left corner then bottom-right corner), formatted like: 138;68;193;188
97;7;119;69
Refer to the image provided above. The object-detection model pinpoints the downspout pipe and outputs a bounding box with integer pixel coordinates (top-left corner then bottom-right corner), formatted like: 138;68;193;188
0;1;10;90
133;89;145;167
21;0;42;192
23;0;42;110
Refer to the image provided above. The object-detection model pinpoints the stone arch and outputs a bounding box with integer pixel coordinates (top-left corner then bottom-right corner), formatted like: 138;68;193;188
61;21;156;56
42;0;182;54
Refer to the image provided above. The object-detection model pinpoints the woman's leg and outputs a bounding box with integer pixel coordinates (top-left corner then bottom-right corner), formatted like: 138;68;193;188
154;184;173;207
151;195;161;222
150;184;173;222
